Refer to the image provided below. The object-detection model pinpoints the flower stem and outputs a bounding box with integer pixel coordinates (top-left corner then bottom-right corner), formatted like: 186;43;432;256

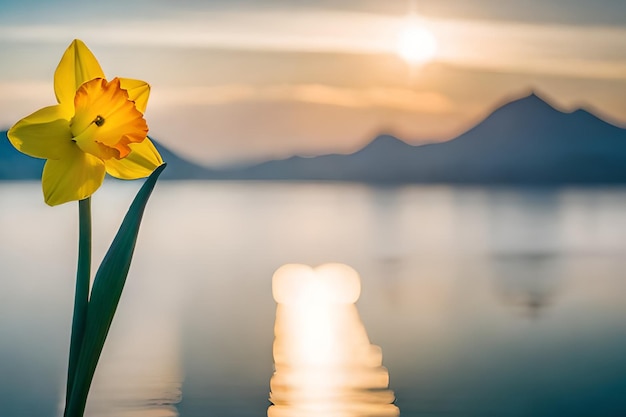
65;197;91;415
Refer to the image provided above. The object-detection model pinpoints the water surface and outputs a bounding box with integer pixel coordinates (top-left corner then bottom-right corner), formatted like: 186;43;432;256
2;182;626;416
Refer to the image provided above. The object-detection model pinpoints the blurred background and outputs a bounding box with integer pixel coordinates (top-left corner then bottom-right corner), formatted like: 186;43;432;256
1;0;626;166
2;1;626;416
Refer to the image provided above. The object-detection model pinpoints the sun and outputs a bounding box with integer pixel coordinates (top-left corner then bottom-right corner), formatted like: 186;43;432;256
396;23;438;64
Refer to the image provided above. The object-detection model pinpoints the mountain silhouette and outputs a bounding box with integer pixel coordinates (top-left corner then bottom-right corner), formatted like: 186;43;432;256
0;131;212;180
216;93;626;184
0;130;46;180
2;92;626;184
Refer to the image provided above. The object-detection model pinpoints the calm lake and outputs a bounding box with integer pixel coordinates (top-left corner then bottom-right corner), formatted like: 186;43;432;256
2;181;626;417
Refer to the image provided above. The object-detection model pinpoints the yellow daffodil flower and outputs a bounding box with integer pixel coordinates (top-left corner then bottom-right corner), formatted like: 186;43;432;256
7;39;163;206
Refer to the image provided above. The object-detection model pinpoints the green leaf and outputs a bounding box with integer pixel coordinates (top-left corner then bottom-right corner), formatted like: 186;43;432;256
64;163;166;417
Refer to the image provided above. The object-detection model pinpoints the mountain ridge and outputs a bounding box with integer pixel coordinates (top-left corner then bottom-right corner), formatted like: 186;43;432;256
211;92;626;184
3;92;626;184
0;131;214;180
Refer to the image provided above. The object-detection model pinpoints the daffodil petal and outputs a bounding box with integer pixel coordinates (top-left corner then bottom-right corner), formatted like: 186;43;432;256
104;137;164;179
42;146;106;206
119;78;150;114
54;39;105;113
7;105;73;160
71;78;148;160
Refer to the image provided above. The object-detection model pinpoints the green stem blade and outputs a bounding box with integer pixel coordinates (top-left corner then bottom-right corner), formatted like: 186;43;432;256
64;163;166;417
65;197;92;404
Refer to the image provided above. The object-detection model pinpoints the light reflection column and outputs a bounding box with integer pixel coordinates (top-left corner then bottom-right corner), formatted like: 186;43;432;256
269;263;399;417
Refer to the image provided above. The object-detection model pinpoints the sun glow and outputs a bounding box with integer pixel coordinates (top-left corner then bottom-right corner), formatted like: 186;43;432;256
396;22;438;64
269;263;399;417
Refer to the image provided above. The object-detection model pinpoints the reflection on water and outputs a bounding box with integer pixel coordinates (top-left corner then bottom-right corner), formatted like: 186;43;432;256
80;264;183;417
269;263;399;417
491;252;562;319
3;183;626;416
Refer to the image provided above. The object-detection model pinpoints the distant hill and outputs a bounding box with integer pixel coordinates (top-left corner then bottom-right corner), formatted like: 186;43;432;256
3;93;626;184
0;131;212;180
215;93;626;184
0;130;45;180
149;140;215;180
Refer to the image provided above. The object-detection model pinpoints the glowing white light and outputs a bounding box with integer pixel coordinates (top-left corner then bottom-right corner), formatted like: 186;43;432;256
396;24;438;64
269;263;398;417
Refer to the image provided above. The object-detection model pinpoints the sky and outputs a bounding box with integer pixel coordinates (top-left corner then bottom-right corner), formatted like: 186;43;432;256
1;0;625;166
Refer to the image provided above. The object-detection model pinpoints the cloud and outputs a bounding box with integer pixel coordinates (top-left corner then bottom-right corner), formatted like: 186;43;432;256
432;18;626;79
0;81;55;128
0;11;396;53
149;84;454;114
1;10;625;80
